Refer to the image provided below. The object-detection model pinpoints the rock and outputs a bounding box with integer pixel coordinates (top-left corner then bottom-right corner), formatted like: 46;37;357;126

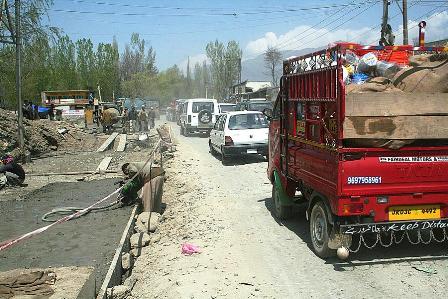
130;248;142;257
121;252;133;271
134;212;161;233
107;285;130;299
123;277;138;290
130;232;150;248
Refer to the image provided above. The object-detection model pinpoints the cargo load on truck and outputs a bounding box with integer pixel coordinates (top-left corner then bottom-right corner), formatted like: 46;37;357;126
268;43;448;259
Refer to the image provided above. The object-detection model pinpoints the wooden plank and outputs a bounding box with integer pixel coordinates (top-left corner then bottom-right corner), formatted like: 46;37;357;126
345;93;448;117
116;134;127;152
96;156;113;172
343;116;448;139
96;132;119;152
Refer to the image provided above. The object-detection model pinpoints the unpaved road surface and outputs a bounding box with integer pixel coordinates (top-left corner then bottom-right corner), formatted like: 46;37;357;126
130;127;448;298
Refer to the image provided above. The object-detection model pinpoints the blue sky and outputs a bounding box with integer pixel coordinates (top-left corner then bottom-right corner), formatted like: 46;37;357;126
47;0;448;70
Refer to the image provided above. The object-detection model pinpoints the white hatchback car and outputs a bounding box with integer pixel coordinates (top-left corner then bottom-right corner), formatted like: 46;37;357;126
209;111;269;164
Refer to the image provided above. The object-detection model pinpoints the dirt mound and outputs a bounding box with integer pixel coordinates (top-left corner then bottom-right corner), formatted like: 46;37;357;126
0;108;99;158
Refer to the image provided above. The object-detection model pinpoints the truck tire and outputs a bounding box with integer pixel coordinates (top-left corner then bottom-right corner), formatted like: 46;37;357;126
310;201;336;258
272;184;293;220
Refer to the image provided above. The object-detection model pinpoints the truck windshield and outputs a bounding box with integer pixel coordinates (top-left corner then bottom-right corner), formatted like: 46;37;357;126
248;102;273;112
220;105;236;112
192;102;214;113
228;113;269;130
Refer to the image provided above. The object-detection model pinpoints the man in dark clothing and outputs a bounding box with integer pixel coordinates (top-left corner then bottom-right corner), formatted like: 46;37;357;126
0;155;25;189
128;106;137;133
48;104;55;121
33;105;40;120
148;107;156;129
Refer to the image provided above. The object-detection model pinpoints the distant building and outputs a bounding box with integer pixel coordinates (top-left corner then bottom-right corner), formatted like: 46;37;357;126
425;38;448;47
231;81;272;102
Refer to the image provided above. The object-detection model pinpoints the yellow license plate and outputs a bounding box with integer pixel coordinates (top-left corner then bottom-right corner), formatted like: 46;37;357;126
389;205;440;221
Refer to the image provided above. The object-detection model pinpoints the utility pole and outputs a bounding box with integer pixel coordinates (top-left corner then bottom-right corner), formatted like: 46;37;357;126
402;0;408;45
380;0;389;44
15;0;25;150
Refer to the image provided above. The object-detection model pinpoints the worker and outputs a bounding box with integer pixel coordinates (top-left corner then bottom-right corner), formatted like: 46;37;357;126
33;105;40;120
139;106;148;132
128;106;137;133
0;155;25;189
148;107;156;129
122;107;129;133
118;162;164;205
48;104;55;121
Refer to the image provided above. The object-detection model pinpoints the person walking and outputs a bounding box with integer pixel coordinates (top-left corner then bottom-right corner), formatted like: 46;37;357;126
122;107;129;133
148;107;156;129
48;103;55;121
33;105;40;120
128;106;137;133
138;106;148;132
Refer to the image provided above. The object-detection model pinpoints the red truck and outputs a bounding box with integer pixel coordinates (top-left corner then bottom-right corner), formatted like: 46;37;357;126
266;43;448;258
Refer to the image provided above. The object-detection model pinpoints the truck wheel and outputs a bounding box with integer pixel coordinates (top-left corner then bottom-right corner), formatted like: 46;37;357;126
272;184;293;220
310;201;336;258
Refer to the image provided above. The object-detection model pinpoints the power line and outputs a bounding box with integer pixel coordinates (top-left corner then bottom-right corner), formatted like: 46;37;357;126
275;1;379;51
47;2;387;18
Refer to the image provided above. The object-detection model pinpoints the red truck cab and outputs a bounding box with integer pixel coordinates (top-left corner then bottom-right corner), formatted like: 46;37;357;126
267;43;448;258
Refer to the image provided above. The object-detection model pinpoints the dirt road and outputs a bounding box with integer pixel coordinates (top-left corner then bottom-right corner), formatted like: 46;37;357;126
130;127;448;298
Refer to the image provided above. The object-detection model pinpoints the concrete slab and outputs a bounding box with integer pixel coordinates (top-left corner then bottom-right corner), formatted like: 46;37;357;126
116;134;127;152
96;132;119;152
96;156;113;172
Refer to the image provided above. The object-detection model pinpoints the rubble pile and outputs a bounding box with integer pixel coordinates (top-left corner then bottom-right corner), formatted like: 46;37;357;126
0;108;98;157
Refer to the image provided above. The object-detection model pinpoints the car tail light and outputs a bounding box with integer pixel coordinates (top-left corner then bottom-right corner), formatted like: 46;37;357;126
343;203;364;214
188;115;191;123
225;136;233;146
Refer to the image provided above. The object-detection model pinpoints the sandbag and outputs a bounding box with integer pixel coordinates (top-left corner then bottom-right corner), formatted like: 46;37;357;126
393;58;448;93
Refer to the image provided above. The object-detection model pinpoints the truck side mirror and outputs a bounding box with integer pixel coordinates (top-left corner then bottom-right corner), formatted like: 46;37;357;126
263;108;273;120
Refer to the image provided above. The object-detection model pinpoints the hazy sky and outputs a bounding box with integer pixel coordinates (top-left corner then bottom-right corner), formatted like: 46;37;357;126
47;0;448;70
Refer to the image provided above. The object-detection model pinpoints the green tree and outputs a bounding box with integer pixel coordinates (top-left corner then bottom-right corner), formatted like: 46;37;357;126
206;40;242;99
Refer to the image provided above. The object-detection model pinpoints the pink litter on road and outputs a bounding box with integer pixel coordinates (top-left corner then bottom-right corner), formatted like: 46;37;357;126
182;243;201;255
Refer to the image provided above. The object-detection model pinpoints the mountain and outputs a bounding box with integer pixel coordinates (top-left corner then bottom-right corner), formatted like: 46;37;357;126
241;48;317;82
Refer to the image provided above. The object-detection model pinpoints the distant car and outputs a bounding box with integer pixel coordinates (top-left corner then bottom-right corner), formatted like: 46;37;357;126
209;111;269;164
180;98;219;136
218;103;236;114
236;98;273;112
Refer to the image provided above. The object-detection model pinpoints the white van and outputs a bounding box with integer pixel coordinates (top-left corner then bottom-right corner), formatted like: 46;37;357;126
180;98;219;136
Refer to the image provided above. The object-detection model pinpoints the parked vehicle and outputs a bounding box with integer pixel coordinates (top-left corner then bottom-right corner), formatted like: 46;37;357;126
267;43;448;259
218;103;236;114
236;98;273;112
180;98;218;136
209;111;269;164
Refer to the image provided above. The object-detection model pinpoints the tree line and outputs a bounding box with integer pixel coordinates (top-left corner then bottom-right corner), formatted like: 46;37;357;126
0;1;245;109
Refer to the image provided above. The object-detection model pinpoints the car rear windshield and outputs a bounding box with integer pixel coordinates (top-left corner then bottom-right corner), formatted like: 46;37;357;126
228;113;269;130
248;102;273;112
192;102;214;113
220;105;236;112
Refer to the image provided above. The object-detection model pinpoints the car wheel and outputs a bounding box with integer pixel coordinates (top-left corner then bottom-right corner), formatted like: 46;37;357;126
272;184;293;220
209;141;216;155
310;201;336;259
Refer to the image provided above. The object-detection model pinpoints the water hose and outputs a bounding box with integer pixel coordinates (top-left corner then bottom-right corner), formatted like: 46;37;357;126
42;200;121;222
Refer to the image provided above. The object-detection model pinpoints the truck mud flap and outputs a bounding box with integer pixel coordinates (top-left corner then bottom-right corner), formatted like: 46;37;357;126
273;171;294;206
340;218;448;235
